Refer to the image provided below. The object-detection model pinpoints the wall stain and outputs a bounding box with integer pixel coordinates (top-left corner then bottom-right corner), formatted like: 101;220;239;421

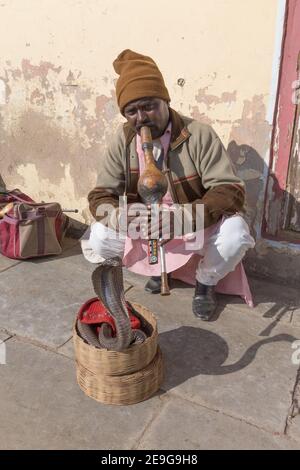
30;88;46;105
195;87;237;109
189;105;213;125
190;90;271;237
0;62;271;232
21;59;62;82
0;69;12;101
0;59;120;222
227;95;271;237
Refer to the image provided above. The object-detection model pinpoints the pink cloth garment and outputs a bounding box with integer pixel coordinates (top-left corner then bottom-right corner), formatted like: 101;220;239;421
171;255;254;308
122;123;254;308
123;225;254;308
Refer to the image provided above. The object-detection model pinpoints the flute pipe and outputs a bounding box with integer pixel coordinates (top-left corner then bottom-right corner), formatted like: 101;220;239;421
138;126;170;292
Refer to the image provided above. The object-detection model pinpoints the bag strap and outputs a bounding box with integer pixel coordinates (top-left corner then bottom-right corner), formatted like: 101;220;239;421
0;190;35;204
1;212;45;224
0;215;18;225
10;192;35;203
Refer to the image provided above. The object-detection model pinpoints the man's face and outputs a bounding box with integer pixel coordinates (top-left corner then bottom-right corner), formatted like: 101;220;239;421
123;97;170;139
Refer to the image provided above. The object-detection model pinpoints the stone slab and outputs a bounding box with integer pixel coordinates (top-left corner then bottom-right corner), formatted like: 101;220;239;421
288;415;300;443
0;236;77;275
291;309;300;328
124;270;299;325
57;337;75;360
0;331;11;341
0;248;132;347
0;337;162;450
126;286;300;434
139;397;300;450
287;372;300;443
0;254;21;273
0;332;9;365
0;259;93;347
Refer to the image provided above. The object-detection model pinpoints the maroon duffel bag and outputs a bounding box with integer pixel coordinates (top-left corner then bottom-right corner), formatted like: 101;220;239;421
0;189;68;259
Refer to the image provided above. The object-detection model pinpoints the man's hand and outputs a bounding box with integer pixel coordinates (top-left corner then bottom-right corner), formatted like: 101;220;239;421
109;203;194;245
141;205;187;245
111;203;150;237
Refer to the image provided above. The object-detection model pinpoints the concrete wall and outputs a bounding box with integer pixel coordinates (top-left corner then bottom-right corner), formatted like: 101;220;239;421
2;0;296;284
244;0;300;288
0;0;279;223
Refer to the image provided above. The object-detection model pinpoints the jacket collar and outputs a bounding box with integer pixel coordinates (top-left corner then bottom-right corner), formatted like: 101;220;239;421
123;107;191;150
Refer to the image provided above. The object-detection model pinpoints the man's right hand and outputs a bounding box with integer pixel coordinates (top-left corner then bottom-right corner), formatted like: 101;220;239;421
110;203;150;238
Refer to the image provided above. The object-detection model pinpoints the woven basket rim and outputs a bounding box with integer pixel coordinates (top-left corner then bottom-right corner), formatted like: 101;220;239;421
73;302;159;376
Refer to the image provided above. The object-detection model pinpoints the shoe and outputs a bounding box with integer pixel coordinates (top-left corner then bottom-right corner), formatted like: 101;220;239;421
192;281;217;321
144;276;162;294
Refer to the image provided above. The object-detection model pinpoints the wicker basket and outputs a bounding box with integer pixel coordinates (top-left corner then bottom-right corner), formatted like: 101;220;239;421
73;302;163;405
76;346;163;405
73;302;158;376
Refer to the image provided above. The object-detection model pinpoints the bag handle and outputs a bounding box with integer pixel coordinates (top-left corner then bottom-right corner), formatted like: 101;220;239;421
0;190;35;204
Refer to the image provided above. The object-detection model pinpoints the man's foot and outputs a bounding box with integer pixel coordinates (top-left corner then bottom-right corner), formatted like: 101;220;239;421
144;276;162;294
144;275;168;294
192;280;217;321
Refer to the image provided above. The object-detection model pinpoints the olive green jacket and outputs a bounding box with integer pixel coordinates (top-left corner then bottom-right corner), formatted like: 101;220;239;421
88;108;245;229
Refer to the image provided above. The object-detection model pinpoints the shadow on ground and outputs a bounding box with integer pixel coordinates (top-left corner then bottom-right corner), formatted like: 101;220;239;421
158;326;297;391
168;275;300;336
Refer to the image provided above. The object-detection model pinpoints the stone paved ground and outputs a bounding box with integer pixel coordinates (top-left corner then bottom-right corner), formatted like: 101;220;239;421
0;239;299;449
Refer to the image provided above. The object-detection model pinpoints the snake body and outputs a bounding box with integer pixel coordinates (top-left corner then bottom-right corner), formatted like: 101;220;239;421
77;256;147;351
77;319;101;348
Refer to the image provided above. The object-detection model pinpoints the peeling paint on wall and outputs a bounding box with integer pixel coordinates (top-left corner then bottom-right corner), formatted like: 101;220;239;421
195;87;237;109
0;0;280;236
0;60;120;223
227;95;272;237
0;60;273;230
188;90;271;239
0;79;6;105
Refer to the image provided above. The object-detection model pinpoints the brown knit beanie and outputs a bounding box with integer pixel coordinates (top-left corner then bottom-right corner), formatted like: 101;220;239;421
113;49;170;113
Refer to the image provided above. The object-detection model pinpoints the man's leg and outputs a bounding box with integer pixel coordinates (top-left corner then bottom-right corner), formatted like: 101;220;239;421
193;215;255;320
81;222;126;263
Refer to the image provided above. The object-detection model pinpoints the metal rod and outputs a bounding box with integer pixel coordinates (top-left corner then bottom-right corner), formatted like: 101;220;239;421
0;202;13;219
159;240;170;295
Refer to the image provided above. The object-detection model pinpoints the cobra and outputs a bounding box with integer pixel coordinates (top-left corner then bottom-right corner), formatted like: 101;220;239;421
77;257;147;351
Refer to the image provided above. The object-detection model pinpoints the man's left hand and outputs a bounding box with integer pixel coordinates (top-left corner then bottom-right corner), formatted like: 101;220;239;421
141;206;184;245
